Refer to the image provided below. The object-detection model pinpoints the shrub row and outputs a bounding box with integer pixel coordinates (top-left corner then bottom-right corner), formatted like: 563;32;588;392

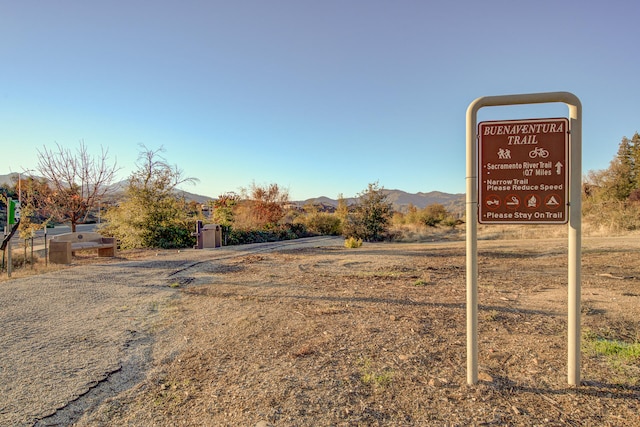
226;224;311;245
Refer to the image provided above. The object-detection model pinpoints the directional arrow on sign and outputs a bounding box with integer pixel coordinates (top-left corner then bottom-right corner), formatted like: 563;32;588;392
555;161;563;175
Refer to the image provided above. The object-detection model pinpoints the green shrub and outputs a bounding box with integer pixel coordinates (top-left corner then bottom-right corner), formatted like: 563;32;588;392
144;223;195;249
226;223;309;245
99;147;199;249
299;212;342;235
342;182;392;242
441;215;460;228
344;237;363;248
419;203;448;227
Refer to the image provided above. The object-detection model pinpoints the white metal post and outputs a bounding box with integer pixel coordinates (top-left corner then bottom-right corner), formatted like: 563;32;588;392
466;92;582;385
465;101;479;385
567;103;582;385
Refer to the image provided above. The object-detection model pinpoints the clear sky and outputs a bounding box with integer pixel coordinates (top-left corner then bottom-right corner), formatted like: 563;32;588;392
1;1;638;200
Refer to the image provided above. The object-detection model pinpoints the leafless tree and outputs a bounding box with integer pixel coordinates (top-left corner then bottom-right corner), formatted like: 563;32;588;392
128;145;198;196
36;140;119;231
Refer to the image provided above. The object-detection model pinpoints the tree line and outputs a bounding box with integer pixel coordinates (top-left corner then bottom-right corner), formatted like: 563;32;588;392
2;143;459;249
583;132;640;231
6;131;636;250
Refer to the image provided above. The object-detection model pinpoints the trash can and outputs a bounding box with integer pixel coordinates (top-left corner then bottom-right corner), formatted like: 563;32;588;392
202;224;222;248
194;221;222;249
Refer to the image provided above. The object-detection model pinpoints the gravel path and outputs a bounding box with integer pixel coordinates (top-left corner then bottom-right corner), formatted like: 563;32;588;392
0;236;342;426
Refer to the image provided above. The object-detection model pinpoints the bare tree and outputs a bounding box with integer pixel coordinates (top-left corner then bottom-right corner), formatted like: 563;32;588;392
128;145;197;197
36;140;119;231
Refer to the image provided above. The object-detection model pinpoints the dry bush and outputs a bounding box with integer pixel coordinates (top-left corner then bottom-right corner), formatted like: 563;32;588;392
0;252;67;282
344;236;363;248
388;223;464;243
476;221;640;240
297;212;342;236
476;224;568;240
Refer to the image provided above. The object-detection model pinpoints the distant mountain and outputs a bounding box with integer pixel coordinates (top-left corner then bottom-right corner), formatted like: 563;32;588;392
382;189;464;213
301;189;465;215
109;180;214;204
174;189;215;205
0;173;19;186
2;173;464;214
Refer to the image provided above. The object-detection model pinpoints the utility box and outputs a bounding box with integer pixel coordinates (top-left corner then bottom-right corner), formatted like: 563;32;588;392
194;221;222;249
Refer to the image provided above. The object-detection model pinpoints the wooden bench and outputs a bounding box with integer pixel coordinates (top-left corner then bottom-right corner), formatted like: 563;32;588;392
49;232;117;264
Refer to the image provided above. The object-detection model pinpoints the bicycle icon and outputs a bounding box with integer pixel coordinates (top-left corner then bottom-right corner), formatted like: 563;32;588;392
529;147;549;159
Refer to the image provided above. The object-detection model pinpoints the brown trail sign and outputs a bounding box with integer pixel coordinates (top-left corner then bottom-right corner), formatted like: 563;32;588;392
478;117;569;224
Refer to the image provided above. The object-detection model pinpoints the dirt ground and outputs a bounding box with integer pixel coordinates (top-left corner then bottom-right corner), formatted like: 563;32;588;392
3;234;640;426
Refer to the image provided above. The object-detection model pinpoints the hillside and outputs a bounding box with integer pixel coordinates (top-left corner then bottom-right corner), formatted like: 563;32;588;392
0;173;18;186
1;173;464;214
0;174;214;205
303;189;465;215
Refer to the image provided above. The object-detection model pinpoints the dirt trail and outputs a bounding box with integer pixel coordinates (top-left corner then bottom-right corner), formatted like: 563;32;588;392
0;236;341;426
78;235;640;426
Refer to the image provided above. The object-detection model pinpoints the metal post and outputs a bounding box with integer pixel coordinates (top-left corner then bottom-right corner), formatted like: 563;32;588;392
45;227;48;267
2;226;5;272
466;100;479;385
7;238;11;278
567;103;582;385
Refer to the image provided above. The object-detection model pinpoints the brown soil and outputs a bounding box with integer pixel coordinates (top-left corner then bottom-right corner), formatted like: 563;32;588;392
4;235;640;426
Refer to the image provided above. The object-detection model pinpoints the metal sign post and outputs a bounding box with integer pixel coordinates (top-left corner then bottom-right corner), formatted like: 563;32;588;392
2;198;22;278
466;92;582;386
6;199;13;277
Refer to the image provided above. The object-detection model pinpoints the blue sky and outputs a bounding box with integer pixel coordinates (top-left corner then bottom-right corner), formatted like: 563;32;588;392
1;1;638;200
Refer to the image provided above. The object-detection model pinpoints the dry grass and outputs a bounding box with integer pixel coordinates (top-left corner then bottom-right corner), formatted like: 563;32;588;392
0;247;165;283
3;220;636;282
0;252;64;282
85;235;640;426
3;235;640;425
391;221;640;243
389;223;464;242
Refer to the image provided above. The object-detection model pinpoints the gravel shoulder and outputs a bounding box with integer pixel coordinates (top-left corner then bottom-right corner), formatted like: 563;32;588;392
2;235;639;426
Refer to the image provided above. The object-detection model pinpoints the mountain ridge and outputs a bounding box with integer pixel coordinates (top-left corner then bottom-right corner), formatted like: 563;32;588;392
303;189;464;214
1;173;464;214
